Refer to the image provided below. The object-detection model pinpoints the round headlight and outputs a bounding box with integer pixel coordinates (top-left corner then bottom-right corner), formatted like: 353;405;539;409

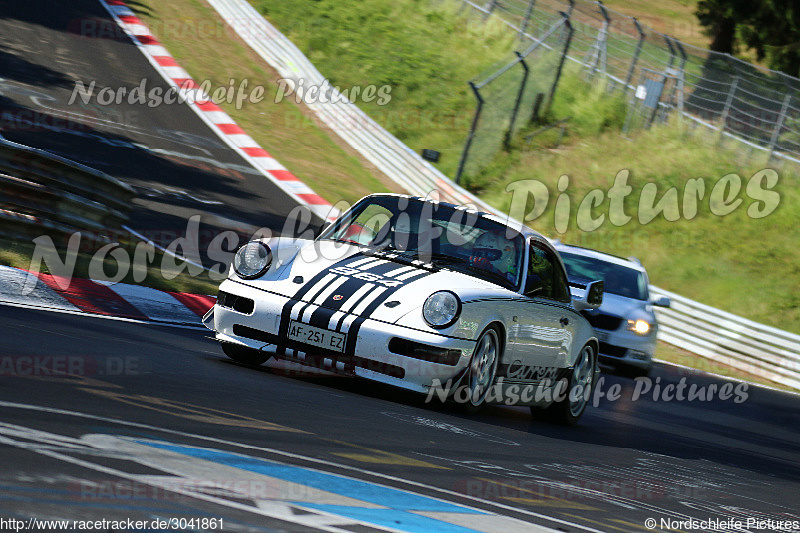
423;291;461;329
233;241;272;279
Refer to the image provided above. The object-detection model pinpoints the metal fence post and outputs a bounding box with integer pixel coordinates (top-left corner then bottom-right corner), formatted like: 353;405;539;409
597;1;610;78
648;36;676;127
483;0;498;20
623;18;646;90
768;93;792;158
560;0;575;43
673;38;687;121
519;0;536;40
583;1;610;79
505;52;529;150
719;75;739;138
455;82;485;185
545;14;574;117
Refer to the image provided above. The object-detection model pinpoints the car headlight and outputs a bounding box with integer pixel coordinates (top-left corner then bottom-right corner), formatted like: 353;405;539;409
627;319;651;336
233;241;272;279
423;291;461;329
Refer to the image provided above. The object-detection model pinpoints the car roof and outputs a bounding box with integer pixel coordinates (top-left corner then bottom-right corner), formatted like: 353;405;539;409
364;193;543;241
553;242;648;273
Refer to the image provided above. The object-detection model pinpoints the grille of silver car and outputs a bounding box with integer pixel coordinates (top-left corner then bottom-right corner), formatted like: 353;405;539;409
581;311;624;331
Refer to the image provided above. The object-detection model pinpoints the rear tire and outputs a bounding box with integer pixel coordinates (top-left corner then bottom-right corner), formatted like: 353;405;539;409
538;343;596;426
222;343;270;366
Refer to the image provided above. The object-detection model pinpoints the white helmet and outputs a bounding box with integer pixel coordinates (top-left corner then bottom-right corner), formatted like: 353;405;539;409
474;230;517;274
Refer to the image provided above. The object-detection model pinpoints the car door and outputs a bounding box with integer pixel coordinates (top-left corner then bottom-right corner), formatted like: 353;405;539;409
510;240;577;370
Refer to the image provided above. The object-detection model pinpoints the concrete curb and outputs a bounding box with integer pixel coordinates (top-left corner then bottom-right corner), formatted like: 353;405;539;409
0;266;214;326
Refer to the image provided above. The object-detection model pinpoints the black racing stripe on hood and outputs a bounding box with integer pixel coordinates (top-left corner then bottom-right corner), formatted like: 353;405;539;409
290;253;370;301
277;253;436;355
342;269;434;353
343;286;402;353
305;260;430;332
317;260;401;309
276;253;369;355
308;305;338;330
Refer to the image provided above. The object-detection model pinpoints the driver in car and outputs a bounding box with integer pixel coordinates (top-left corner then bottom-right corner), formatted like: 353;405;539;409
469;230;518;283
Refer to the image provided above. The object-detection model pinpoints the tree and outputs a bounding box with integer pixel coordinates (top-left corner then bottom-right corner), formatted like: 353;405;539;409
738;0;800;76
695;0;800;76
695;0;741;54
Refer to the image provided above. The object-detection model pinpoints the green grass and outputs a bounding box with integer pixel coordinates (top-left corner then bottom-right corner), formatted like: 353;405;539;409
655;342;799;393
242;1;795;326
132;0;403;205
251;0;521;178
247;1;800;337
476;75;800;333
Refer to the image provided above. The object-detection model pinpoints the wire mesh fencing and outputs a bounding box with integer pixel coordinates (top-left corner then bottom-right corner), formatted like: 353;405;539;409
456;13;573;183
460;0;800;166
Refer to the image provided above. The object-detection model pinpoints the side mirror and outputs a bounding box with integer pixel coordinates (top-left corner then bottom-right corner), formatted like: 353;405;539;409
573;280;603;311
315;221;331;238
652;295;671;308
524;275;543;297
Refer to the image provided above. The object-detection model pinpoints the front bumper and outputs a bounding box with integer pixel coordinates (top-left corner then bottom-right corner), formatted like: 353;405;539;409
211;281;476;393
595;328;657;369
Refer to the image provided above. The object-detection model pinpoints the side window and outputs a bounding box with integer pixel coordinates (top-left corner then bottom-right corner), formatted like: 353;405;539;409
527;243;570;302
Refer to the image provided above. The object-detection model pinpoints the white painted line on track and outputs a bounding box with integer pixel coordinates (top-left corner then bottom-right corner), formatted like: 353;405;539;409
0;400;598;533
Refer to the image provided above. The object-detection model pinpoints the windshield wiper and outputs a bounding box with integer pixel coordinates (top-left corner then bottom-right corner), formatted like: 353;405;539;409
367;246;441;271
426;253;468;265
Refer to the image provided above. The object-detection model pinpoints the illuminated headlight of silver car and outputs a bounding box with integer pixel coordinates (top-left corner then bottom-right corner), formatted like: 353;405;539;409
627;319;652;336
233;241;272;279
423;291;461;329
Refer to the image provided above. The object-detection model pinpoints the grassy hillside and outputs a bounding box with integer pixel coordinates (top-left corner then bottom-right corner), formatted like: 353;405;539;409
252;0;798;334
133;0;403;204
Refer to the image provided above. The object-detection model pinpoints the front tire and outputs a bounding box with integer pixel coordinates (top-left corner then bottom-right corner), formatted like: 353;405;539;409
222;343;270;366
463;327;501;412
538;343;596;425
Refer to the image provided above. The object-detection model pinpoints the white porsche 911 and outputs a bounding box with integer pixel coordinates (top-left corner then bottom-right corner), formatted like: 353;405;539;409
205;194;604;424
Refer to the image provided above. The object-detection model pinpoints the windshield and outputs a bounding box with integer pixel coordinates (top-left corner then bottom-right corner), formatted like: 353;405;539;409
320;196;525;290
559;251;648;300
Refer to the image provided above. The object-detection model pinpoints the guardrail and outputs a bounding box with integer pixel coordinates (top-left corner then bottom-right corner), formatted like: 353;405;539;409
0;138;136;238
206;0;502;215
650;286;800;390
206;0;800;391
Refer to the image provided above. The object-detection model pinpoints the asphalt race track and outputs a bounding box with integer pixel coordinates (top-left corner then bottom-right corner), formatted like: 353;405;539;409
0;0;320;264
1;305;799;532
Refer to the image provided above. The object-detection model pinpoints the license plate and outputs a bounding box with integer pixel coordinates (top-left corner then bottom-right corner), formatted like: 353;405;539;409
595;330;609;343
287;321;346;352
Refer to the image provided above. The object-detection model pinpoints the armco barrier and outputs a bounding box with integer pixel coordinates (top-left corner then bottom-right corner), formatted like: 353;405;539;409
207;0;800;391
0;138;135;237
650;286;800;390
206;0;500;214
